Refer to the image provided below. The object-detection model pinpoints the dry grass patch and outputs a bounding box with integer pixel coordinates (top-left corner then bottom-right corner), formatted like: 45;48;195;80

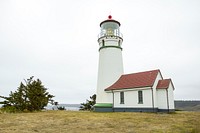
0;111;200;133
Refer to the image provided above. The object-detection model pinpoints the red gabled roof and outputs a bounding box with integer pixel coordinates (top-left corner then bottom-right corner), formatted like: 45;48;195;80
156;79;172;89
105;69;161;91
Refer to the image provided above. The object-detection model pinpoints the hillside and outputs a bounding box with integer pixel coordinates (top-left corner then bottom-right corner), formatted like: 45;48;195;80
175;100;200;111
0;111;200;133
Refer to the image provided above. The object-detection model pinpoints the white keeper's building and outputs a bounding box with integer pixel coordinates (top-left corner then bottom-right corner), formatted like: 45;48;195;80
94;15;175;112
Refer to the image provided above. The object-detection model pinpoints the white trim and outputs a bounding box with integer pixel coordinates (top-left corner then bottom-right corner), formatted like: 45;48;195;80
106;87;151;93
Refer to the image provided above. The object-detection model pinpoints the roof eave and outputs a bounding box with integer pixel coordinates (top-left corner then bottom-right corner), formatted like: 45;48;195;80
105;86;152;91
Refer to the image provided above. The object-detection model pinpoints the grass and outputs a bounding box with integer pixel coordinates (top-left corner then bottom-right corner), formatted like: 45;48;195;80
0;111;200;133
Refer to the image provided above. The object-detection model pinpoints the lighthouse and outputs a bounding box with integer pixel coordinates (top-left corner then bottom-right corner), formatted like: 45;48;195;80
94;15;124;112
94;16;175;113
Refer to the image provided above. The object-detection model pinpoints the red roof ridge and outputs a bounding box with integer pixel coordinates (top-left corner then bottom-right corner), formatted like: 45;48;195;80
122;69;160;76
105;69;161;91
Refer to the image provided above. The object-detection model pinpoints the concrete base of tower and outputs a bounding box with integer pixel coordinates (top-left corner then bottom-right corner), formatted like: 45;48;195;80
94;103;113;112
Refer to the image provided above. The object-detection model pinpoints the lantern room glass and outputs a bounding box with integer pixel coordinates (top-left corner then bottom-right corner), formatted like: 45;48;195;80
98;21;122;38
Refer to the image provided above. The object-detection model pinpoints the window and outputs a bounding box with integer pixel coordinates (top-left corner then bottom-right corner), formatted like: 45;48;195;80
138;91;143;104
102;40;105;46
118;40;121;46
120;92;124;104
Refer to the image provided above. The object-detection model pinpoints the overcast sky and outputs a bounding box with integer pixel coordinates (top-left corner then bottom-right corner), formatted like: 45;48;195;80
0;0;200;104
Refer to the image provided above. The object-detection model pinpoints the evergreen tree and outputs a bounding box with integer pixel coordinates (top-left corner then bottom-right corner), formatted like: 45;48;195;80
80;94;96;111
0;76;54;112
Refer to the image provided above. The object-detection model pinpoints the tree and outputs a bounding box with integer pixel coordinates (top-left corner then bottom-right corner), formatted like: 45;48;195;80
80;94;96;111
0;76;54;112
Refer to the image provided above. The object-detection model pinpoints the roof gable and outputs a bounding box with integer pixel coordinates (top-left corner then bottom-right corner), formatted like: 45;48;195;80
105;69;160;91
156;79;174;89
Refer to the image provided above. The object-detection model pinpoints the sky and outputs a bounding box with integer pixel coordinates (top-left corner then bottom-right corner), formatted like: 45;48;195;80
0;0;200;104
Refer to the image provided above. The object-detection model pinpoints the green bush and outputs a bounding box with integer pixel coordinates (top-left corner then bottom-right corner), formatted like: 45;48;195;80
1;106;19;113
58;106;65;110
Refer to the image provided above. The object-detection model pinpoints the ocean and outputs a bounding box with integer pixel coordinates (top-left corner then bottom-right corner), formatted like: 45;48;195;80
45;104;81;111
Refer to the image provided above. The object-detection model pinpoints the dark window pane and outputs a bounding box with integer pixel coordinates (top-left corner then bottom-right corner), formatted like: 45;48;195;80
120;92;124;104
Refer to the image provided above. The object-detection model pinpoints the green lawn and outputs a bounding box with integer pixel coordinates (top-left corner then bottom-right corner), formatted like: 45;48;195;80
0;111;200;133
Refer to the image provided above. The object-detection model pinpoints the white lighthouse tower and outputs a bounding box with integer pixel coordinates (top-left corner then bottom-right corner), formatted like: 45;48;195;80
94;15;124;112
